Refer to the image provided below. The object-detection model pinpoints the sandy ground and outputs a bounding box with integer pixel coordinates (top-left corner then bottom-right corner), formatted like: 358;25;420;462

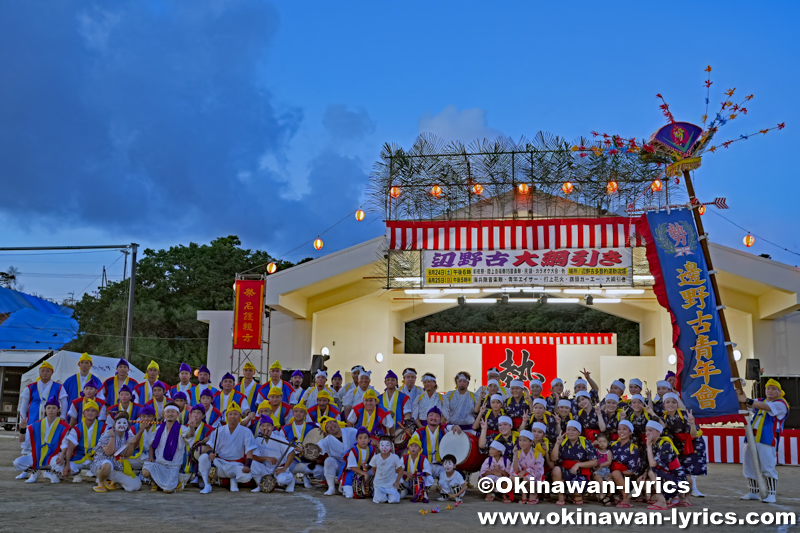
0;433;797;533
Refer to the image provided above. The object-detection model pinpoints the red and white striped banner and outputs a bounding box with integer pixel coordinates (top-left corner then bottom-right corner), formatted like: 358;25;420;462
426;332;614;346
701;427;799;465
387;217;645;251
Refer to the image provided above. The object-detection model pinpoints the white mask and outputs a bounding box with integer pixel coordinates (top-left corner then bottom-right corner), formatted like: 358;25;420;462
115;418;129;433
443;460;455;473
379;441;393;454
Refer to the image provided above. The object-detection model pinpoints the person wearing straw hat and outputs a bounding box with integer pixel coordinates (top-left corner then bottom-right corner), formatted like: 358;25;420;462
738;379;790;503
300;369;335;409
197;403;257;494
19;360;68;422
63;353;97;405
14;397;70;483
52;397;105;482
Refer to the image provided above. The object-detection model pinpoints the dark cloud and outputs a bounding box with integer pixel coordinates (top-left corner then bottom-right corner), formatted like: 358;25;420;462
0;1;377;254
322;104;376;141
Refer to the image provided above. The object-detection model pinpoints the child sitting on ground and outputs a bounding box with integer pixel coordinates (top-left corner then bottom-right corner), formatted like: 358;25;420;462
437;454;466;503
480;440;513;503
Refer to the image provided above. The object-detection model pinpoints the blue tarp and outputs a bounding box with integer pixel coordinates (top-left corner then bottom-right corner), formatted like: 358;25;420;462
0;287;78;350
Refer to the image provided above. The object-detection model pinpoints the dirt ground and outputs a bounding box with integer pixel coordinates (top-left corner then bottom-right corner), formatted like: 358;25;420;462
0;433;797;533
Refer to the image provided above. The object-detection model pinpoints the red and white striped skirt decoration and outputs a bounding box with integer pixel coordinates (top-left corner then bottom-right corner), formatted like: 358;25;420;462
702;427;799;466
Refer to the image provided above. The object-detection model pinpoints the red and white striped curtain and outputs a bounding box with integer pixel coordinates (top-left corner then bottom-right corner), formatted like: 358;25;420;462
386;217;644;251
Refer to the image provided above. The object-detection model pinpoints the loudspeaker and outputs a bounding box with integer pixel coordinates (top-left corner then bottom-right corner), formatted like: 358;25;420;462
311;354;330;376
746;359;761;381
759;375;800;430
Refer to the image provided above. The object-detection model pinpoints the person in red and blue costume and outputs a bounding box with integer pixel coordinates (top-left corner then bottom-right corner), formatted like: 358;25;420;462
18;361;68;422
62;352;97;405
67;376;105;426
107;384;142;424
189;365;217;406
171;363;194;399
339;426;375;498
739;379;790;503
283;401;324;487
181;404;215;486
198;389;223;427
307;390;341;423
13;397;70;483
135;360;166;405
214;373;247;417
101;358;139;408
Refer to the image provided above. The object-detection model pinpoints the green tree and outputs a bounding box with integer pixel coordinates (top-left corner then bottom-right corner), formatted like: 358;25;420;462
65;236;292;384
405;303;640;356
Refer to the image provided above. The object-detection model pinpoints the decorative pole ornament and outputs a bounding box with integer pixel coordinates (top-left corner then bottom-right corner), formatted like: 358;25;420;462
743;234;755;248
606;181;618;194
355;209;366;221
267;262;277;274
314;238;323;251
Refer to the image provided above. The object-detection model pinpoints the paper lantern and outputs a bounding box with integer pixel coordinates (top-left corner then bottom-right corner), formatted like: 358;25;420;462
471;183;483;195
314;238;323;250
355;209;365;221
517;183;530;194
267;262;277;274
193;369;199;377
743;234;755;248
430;185;443;198
606;181;618;194
389;186;402;198
651;179;663;192
562;181;574;194
698;205;706;216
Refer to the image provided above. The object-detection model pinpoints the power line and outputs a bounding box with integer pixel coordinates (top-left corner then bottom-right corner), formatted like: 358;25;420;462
709;210;800;258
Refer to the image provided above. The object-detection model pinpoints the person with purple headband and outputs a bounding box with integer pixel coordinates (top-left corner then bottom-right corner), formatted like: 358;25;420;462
250;415;296;493
198;388;223;427
142;401;190;493
288;370;306;405
101;358;139;408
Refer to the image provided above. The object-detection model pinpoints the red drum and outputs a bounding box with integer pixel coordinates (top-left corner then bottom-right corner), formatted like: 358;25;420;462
439;431;486;473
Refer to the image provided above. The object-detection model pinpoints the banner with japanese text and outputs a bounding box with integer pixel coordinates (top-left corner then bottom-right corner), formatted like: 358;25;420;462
635;209;741;422
422;248;632;287
233;279;265;350
482;342;557;397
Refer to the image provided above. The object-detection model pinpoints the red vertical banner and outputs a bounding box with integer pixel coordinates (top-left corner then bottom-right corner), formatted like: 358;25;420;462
233;280;265;350
482;343;557;396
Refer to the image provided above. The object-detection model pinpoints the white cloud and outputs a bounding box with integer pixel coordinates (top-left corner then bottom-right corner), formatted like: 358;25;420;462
418;105;502;141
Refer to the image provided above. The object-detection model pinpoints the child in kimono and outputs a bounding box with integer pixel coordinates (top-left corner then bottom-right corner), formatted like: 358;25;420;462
513;429;544;505
480;440;513;503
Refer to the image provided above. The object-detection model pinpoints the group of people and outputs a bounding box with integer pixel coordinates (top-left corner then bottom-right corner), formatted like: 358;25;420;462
13;354;789;506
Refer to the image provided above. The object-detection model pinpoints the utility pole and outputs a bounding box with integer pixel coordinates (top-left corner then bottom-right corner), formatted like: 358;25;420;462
125;243;138;360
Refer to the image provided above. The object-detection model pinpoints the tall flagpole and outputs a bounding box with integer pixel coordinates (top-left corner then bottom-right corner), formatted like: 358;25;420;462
682;169;766;498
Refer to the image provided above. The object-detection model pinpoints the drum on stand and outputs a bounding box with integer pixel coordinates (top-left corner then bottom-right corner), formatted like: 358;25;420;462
439;431;486;473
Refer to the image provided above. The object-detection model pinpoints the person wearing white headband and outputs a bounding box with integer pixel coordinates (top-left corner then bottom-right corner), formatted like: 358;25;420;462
478;412;518;462
142;402;191;493
513;428;544;504
575;388;606;442
659;391;706;500
528;379;544;400
610;419;644;507
627;393;650;440
599;393;622;439
399;367;423;405
478;373;508;405
571;369;599;416
629;378;643;395
480;439;514;503
340;365;364;403
551;418;598;505
445;371;477;433
412;373;449;428
527;397;557;443
299;368;336;410
504;380;530;430
644;419;688;509
341;370;377;419
652;380;674;416
547;378;566;412
473;391;505;435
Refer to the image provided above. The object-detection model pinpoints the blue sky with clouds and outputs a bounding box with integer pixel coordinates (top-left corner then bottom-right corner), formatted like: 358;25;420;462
0;1;797;301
